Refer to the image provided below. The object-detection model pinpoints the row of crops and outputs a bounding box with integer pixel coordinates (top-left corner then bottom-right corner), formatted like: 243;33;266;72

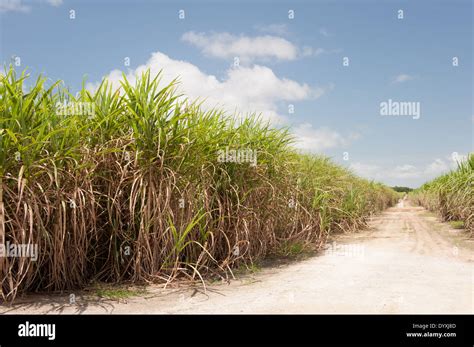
410;154;473;233
0;67;398;301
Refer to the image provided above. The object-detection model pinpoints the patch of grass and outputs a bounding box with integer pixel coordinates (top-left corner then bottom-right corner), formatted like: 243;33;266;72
449;221;465;229
278;241;307;257
247;263;261;274
235;263;261;275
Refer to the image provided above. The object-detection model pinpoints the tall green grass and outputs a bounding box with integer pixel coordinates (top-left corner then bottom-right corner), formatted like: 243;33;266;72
410;154;473;233
0;67;397;301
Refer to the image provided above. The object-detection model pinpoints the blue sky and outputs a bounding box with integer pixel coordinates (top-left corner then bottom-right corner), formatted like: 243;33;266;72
1;0;472;187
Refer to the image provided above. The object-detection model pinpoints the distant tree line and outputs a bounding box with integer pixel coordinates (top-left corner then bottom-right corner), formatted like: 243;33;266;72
391;186;414;193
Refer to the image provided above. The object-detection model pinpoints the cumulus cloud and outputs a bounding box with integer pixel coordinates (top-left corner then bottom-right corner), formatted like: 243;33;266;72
181;31;331;63
391;164;420;178
181;31;299;63
47;0;63;6
0;0;30;12
86;51;327;124
301;46;329;57
86;51;344;152
350;153;469;184
348;162;381;178
392;74;416;84
292;123;359;153
0;0;63;12
424;158;449;175
349;163;421;180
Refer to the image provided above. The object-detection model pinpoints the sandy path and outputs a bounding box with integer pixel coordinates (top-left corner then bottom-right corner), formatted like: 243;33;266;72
2;200;473;314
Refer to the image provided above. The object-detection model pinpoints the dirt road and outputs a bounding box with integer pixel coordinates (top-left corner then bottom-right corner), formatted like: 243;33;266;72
2;201;473;314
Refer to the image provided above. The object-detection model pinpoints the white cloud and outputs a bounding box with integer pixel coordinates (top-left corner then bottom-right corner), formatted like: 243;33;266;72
392;74;416;84
181;31;333;63
391;164;420;178
350;163;420;181
87;51;325;124
449;152;468;166
350;153;470;184
182;31;299;63
255;23;289;36
349;162;381;178
292;123;354;152
0;0;30;12
47;0;63;6
425;158;449;175
87;51;340;152
0;0;62;12
301;46;328;57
